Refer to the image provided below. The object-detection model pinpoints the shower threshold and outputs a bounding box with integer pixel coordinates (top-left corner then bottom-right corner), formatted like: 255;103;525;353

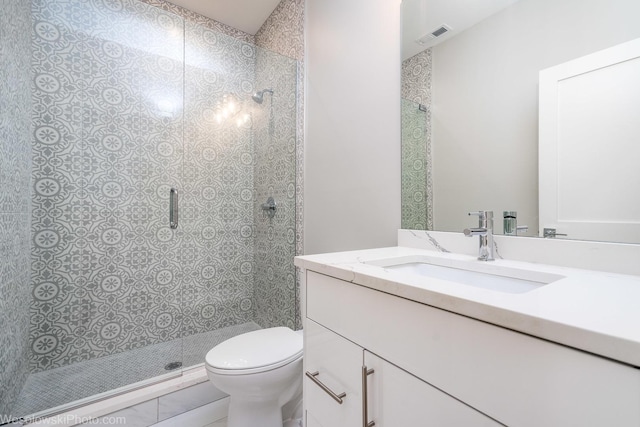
11;322;260;419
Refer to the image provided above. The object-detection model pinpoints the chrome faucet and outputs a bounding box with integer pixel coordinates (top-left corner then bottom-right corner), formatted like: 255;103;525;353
464;211;495;261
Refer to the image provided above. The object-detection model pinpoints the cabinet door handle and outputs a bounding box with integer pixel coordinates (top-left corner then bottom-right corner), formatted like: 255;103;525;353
305;371;346;404
169;188;178;229
362;366;375;427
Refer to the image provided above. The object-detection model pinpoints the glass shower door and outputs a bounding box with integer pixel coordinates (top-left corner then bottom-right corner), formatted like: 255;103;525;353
130;4;185;373
24;0;186;415
74;0;186;386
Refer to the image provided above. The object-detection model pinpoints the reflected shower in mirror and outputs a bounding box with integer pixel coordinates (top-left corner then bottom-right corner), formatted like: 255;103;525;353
400;0;640;243
401;98;431;230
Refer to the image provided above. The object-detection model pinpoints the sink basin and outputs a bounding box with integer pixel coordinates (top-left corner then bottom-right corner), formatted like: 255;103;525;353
366;256;564;294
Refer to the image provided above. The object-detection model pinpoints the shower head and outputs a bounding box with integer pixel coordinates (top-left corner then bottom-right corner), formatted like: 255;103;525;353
252;88;273;104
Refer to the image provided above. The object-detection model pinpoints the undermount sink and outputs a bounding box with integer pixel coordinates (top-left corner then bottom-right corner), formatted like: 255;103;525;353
366;255;564;294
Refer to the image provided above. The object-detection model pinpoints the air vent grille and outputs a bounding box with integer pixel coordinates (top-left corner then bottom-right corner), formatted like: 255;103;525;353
431;26;449;38
415;24;452;46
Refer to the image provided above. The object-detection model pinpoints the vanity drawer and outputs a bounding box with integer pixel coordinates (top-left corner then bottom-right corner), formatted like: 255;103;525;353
304;319;362;427
306;270;640;427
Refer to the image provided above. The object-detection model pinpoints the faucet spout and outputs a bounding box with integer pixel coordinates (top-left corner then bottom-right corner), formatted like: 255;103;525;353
464;211;495;261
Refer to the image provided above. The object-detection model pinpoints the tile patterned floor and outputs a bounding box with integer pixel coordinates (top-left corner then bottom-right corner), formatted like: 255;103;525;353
13;323;260;417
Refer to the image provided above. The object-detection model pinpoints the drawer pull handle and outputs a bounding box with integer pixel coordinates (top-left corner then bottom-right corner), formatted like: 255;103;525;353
362;366;375;427
305;371;346;404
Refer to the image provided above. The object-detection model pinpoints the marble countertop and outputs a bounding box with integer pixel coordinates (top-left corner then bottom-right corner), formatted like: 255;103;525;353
295;246;640;367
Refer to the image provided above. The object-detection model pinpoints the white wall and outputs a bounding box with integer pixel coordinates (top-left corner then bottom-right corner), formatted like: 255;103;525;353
304;0;401;254
431;0;640;235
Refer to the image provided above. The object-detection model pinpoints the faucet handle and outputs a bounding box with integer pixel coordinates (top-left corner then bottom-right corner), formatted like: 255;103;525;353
468;211;493;222
543;228;568;238
464;227;487;237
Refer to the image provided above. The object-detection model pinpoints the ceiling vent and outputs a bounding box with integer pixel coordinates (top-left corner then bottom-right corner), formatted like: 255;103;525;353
415;24;452;45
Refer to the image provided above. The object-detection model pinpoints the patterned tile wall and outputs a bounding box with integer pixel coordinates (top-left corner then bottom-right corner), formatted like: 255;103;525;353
0;0;33;414
401;49;433;230
30;0;188;372
401;99;432;230
255;0;304;330
293;60;304;331
252;48;298;329
255;0;304;62
139;0;255;44
29;0;301;372
402;49;432;106
181;21;257;335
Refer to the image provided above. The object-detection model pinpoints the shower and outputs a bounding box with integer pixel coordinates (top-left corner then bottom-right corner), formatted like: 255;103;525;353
252;88;274;104
0;0;300;420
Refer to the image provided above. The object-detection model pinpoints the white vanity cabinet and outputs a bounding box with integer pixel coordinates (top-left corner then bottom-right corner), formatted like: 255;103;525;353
303;270;640;427
305;319;499;427
305;319;363;426
364;351;501;426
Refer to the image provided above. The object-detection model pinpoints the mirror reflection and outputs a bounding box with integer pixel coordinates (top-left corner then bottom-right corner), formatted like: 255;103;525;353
400;0;640;243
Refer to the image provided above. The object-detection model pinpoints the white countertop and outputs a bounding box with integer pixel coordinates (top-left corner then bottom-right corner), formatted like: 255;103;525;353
295;246;640;367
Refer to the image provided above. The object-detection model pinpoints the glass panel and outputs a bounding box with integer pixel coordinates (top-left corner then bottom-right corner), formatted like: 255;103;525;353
253;46;299;330
180;23;299;368
1;0;36;420
21;0;185;416
181;21;261;366
133;0;185;377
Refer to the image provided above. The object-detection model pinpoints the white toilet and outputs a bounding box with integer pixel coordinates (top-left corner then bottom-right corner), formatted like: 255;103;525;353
205;327;303;427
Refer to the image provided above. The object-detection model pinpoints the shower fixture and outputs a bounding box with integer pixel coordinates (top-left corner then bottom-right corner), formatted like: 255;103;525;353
252;88;274;104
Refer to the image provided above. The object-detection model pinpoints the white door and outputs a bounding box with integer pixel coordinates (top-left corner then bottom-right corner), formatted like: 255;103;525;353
539;38;640;243
364;351;501;426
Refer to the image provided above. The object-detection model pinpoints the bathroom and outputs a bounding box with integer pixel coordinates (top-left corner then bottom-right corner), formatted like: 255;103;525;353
1;0;639;425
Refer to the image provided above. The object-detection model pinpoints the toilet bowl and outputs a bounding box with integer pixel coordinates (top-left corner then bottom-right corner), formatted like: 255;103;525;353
205;327;303;427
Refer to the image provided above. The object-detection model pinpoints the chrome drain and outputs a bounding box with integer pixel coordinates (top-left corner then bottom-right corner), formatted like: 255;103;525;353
165;361;183;371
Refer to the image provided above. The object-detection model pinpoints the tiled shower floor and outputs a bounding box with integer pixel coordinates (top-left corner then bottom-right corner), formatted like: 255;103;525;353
13;322;260;417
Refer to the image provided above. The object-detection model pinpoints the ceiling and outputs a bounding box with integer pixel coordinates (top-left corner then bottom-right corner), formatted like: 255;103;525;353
402;0;521;60
166;0;282;35
166;0;520;59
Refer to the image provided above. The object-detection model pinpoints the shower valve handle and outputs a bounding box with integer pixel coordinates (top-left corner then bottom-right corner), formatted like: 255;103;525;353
261;197;277;218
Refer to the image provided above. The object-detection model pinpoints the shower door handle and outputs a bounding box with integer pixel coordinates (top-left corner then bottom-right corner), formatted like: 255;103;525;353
170;188;178;229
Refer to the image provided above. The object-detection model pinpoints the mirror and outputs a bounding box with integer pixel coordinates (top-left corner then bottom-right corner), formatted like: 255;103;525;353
400;0;640;243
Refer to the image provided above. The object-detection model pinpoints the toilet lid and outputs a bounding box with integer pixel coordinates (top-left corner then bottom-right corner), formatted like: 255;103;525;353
205;327;303;372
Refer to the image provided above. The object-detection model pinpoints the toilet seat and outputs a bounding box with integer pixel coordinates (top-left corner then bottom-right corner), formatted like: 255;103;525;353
205;327;303;375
